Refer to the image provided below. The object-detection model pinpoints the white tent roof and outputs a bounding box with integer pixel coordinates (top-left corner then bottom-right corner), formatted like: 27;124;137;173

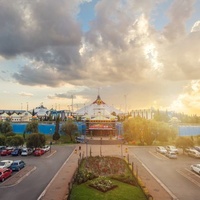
75;95;122;118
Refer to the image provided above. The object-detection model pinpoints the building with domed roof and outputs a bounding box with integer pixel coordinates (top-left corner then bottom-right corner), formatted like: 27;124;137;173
75;95;123;136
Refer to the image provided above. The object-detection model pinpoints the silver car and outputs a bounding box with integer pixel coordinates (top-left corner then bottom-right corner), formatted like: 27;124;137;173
156;146;167;154
191;164;200;175
166;151;177;159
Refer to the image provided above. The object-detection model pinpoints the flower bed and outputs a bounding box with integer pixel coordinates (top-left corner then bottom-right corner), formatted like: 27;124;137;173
89;176;118;192
70;156;148;200
75;156;137;187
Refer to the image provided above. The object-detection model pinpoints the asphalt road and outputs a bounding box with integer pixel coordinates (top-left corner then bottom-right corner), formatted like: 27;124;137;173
1;145;200;200
0;145;75;200
129;146;200;200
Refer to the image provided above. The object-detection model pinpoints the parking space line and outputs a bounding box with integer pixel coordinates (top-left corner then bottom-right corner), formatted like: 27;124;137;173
176;168;200;188
0;166;36;188
45;150;57;158
148;151;168;160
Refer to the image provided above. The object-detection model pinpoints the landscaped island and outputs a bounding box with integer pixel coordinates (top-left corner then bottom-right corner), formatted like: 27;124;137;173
69;156;149;200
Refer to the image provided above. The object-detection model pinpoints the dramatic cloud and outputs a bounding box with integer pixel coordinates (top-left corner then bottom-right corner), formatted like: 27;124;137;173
0;0;200;114
169;80;200;114
18;92;33;97
47;93;76;99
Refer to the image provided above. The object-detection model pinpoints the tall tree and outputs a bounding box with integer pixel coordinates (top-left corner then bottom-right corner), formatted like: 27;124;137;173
1;121;12;135
176;137;194;153
61;119;78;141
53;116;60;142
26;120;38;133
5;135;24;147
26;133;46;148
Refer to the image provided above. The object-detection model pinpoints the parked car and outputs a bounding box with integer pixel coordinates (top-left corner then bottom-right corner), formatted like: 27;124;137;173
185;147;195;154
166;151;177;159
75;136;85;143
6;147;14;155
0;149;9;156
10;160;25;171
0;146;6;153
0;160;13;169
0;168;12;182
165;145;178;154
156;146;167;154
194;146;200;152
11;148;22;156
34;148;45;156
42;145;50;152
191;164;200;175
21;148;33;156
188;149;200;158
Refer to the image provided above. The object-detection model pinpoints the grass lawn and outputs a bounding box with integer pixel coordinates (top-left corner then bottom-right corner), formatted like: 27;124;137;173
69;179;147;200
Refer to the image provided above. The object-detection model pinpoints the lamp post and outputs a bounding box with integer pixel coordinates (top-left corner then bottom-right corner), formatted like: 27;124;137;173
100;137;102;156
121;140;123;157
86;140;88;158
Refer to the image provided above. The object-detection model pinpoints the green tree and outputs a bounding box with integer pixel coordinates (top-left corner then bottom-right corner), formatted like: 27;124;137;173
143;121;155;145
61;119;78;142
123;116;176;145
26;133;46;148
0;121;3;133
26;120;39;133
32;109;35;116
0;135;6;145
5;135;24;147
1;121;12;135
123;116;143;142
53;116;60;142
176;137;194;153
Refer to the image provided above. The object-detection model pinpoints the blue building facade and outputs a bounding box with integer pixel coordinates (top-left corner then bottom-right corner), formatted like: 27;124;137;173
179;126;200;136
12;122;123;135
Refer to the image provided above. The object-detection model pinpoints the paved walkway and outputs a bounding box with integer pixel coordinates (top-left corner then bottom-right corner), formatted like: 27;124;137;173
38;142;173;200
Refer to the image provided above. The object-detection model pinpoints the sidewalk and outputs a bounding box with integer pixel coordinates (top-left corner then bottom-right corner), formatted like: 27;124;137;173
39;144;173;200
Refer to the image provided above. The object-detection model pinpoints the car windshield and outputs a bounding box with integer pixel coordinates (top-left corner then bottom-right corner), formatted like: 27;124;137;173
13;163;18;166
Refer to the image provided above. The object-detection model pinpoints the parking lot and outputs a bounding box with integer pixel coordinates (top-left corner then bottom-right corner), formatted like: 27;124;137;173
129;146;200;200
1;144;200;200
0;145;75;200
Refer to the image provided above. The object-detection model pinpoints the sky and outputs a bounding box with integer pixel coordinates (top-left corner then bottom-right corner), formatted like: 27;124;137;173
0;0;200;115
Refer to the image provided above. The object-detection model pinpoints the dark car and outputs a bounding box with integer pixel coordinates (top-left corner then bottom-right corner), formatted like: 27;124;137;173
0;168;12;182
10;160;25;171
11;148;22;156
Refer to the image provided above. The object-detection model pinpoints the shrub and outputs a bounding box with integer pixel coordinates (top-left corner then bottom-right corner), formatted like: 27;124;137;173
89;176;118;192
75;169;97;184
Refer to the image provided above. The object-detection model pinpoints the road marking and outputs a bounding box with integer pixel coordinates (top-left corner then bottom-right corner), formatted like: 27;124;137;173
37;146;76;200
148;150;168;160
176;168;200;188
0;166;36;188
132;152;179;200
45;150;57;158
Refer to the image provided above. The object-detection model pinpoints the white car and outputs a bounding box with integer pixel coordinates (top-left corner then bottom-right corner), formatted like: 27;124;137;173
166;151;177;159
42;145;50;152
191;164;200;175
0;160;13;169
165;145;178;154
156;146;167;154
21;148;33;156
188;149;200;158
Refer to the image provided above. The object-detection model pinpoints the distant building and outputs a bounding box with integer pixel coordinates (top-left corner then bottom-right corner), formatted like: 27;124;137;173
130;108;154;120
75;95;122;136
